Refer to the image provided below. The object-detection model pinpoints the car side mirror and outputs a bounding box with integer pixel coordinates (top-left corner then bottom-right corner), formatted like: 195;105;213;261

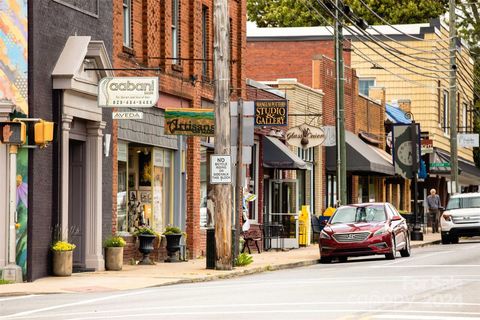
391;215;402;221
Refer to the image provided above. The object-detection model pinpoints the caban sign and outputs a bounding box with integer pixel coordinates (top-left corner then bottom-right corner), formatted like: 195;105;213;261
286;123;325;149
164;108;215;136
98;77;159;108
254;100;288;126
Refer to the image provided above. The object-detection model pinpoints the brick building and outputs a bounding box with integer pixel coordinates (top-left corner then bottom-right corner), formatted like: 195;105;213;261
112;0;246;260
246;23;395;210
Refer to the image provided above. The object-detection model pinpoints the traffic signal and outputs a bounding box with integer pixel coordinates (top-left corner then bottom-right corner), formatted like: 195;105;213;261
0;121;26;145
34;121;54;146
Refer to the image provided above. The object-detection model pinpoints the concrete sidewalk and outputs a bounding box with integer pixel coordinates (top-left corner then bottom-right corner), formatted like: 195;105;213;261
0;233;440;297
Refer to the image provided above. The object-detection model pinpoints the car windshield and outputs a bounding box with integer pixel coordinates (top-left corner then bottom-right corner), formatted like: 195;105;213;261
446;196;480;210
330;205;386;224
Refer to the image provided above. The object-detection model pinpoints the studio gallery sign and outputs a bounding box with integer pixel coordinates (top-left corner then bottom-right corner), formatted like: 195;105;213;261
254;100;288;126
98;77;159;108
286;123;325;149
164;108;215;136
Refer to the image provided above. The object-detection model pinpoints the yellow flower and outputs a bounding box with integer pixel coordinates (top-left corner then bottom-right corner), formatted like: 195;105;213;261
52;241;76;251
15;223;20;229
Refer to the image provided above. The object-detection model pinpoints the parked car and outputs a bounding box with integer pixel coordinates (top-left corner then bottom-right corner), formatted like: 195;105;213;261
441;192;480;244
319;202;411;263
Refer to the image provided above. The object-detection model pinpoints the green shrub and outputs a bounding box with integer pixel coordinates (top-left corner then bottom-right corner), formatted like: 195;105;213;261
163;226;183;235
235;253;253;266
133;226;159;237
104;236;126;248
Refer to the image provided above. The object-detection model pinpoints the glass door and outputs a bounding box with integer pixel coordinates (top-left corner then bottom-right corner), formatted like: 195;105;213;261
268;179;299;249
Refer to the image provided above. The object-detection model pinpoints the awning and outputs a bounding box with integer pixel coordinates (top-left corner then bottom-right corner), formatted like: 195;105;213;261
326;131;394;176
263;136;307;169
386;103;411;124
429;148;480;185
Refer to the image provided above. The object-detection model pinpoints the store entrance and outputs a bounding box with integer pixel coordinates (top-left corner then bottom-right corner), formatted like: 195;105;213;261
69;139;86;269
267;179;299;249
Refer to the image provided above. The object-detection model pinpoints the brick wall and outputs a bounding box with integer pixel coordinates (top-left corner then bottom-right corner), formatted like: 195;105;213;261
112;0;246;260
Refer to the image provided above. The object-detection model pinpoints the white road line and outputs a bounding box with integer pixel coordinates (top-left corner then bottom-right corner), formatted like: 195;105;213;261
371;265;480;268
0;295;39;302
62;308;480;320
0;289;150;319
382;251;454;266
5;301;480;319
372;315;480;320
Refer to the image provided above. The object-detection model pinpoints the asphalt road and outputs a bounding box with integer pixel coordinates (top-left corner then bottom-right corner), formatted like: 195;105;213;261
1;239;480;320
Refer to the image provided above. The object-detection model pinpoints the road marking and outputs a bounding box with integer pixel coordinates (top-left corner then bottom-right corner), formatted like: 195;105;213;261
371;265;480;268
60;308;480;320
0;295;39;302
5;301;480;319
382;251;454;266
0;289;150;319
372;315;480;320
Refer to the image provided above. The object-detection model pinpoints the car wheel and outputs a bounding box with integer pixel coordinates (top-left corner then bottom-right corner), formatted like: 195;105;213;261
338;256;348;263
320;256;332;264
400;235;411;257
385;235;396;260
441;233;451;244
450;235;459;244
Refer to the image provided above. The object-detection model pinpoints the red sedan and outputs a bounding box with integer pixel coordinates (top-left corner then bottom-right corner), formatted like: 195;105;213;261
319;202;411;263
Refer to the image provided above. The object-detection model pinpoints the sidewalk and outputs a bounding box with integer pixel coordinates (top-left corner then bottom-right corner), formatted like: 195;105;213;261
0;233;440;297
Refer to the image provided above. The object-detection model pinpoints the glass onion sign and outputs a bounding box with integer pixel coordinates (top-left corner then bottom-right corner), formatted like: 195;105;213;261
164;108;215;136
254;100;288;126
98;77;159;108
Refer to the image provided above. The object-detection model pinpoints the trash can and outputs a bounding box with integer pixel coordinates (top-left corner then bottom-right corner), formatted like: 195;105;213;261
206;228;236;269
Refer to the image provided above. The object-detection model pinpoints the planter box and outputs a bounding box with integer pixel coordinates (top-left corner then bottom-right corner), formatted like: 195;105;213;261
52;251;73;276
105;247;124;271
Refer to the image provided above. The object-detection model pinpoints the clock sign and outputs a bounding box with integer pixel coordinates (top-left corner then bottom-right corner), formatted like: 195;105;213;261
396;141;413;166
392;124;420;179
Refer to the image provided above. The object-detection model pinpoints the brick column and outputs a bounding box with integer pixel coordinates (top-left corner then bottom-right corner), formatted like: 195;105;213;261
186;136;201;258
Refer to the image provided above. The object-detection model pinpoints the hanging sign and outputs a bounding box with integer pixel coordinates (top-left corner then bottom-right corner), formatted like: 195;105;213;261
421;138;433;155
112;111;144;120
254;100;288;126
98;77;159;108
210;155;232;184
286;123;325;149
458;133;479;148
164;108;215;136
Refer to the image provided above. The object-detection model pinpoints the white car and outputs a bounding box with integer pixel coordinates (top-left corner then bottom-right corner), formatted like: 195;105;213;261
441;193;480;244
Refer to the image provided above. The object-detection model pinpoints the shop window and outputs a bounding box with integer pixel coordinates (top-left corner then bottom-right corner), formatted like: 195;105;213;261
247;143;259;221
326;175;337;208
200;146;209;228
117;142;129;233
462;102;468;133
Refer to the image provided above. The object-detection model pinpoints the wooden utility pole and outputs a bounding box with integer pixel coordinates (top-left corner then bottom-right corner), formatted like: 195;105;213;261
213;0;232;270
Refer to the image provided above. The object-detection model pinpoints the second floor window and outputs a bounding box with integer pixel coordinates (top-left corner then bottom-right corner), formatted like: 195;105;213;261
172;0;179;64
443;90;449;135
359;78;375;96
202;6;208;79
462;102;468;133
123;0;131;48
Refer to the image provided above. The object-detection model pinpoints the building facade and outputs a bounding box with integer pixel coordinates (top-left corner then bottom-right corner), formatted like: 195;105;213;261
112;0;246;260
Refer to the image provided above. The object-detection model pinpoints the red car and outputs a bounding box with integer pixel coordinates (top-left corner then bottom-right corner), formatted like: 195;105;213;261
319;202;411;263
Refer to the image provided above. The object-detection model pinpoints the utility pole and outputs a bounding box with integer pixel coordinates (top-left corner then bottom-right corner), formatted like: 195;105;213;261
449;0;459;194
334;0;347;205
213;0;232;270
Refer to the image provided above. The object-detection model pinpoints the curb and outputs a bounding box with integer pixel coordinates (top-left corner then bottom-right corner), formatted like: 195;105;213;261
411;240;441;249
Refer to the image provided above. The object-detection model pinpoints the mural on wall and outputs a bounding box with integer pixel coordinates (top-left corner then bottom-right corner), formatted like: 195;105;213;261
0;0;28;275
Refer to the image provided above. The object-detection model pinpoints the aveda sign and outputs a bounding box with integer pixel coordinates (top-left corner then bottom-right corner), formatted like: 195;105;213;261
98;77;159;108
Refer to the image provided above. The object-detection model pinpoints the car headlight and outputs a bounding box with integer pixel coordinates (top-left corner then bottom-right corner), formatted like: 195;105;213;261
320;230;331;239
442;213;452;221
374;225;388;236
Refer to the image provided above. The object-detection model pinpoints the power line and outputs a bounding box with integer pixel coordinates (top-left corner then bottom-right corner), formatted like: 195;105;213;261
321;0;455;74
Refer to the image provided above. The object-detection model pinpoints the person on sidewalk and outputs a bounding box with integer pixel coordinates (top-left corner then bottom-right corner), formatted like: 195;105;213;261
426;188;442;233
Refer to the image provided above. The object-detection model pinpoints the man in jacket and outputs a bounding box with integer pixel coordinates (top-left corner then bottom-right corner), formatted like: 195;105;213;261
426;188;442;233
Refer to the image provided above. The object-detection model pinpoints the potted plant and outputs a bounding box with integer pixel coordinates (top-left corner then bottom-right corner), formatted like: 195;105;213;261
134;226;158;265
104;235;126;271
51;241;76;276
163;226;184;263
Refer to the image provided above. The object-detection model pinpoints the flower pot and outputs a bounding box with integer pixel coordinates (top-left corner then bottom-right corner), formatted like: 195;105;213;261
105;247;124;271
165;233;182;262
137;234;156;265
52;250;73;276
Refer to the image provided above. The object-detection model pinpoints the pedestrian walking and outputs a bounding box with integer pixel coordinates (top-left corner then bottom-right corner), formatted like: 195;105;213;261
426;188;442;233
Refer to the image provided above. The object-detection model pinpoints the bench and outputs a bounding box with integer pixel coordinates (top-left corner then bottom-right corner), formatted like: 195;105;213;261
241;227;262;254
